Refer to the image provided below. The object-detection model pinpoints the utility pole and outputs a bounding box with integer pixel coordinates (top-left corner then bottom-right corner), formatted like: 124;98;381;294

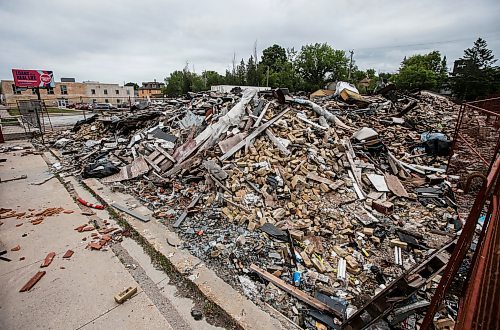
254;40;259;87
266;66;270;87
232;52;236;75
34;87;45;144
348;50;354;82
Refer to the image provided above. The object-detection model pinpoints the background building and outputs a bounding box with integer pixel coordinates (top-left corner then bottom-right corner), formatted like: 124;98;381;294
210;85;271;93
138;81;164;98
0;79;134;108
83;81;134;106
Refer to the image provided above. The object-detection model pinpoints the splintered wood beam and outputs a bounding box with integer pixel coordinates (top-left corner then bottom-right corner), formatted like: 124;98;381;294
173;194;202;228
249;264;342;318
253;101;271;127
220;108;290;161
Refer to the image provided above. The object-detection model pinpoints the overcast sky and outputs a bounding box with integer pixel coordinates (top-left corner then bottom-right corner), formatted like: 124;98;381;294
1;0;499;84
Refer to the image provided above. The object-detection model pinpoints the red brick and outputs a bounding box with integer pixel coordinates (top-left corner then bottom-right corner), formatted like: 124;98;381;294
100;227;118;234
89;242;102;250
62;250;74;259
40;252;56;268
75;224;86;231
19;271;46;292
372;200;394;214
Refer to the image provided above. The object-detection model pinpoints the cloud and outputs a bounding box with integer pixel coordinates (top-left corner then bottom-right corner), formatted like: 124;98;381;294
1;0;499;83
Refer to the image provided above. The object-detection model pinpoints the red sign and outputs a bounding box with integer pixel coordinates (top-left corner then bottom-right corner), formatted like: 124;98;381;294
12;69;55;88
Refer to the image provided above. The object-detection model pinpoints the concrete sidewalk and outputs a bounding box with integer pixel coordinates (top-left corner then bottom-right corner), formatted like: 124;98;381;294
0;141;217;329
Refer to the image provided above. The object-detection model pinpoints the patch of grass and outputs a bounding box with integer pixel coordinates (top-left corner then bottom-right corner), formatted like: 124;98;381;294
7;107;79;116
46;107;79;114
7;108;20;116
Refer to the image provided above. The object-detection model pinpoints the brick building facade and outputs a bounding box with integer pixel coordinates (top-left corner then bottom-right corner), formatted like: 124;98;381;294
0;80;134;108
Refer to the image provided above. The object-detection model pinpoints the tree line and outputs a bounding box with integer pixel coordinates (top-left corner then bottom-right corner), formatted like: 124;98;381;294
159;38;500;101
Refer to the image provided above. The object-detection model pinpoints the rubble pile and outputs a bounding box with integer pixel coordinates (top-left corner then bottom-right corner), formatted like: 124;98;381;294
44;86;461;328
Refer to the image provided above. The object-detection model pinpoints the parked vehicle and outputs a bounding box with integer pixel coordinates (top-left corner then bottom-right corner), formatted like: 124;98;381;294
92;103;116;111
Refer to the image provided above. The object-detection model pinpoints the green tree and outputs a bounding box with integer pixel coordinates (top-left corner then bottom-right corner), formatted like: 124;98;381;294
202;70;225;89
450;38;500;100
163;67;207;97
256;44;300;89
393;51;447;91
246;55;258;86
260;44;287;72
190;73;206;92
164;71;184;96
225;68;236;85
236;59;246;85
463;38;496;69
295;43;349;91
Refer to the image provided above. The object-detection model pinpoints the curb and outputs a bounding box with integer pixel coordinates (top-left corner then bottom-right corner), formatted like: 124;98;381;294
80;178;295;330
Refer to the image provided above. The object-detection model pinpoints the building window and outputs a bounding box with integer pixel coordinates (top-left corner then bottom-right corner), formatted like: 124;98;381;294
12;84;22;95
93;99;96;103
91;89;96;95
32;88;37;95
104;89;108;95
115;90;119;95
117;99;121;103
47;87;54;95
105;99;109;103
126;90;130;95
60;85;68;95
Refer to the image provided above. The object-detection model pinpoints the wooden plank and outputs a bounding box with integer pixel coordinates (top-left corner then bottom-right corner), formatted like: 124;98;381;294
19;271;46;292
249;264;342;318
348;170;365;200
144;156;162;173
173;194;202;228
384;174;409;198
209;174;232;194
147;150;160;161
253;101;271;127
153;154;166;165
345;151;362;185
111;203;150;222
221;197;250;213
388;155;399;175
219;133;247;154
220;108;290;161
155;146;176;163
163;156;198;178
306;172;336;187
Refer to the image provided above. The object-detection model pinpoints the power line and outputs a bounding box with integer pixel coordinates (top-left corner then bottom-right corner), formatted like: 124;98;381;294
355;31;500;52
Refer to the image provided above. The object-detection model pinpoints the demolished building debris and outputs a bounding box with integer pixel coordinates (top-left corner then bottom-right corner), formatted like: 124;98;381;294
40;85;463;329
